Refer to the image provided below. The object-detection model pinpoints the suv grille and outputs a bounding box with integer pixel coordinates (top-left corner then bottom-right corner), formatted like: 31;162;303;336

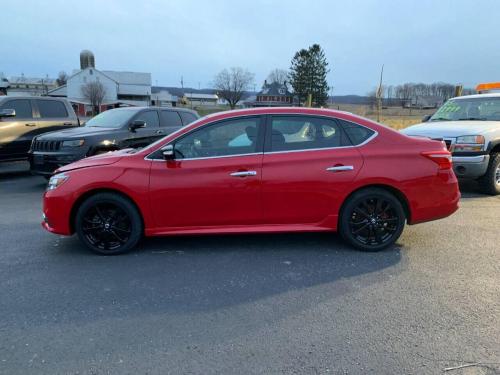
32;140;62;152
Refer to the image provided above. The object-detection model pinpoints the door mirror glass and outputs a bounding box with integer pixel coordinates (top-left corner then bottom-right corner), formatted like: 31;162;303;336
129;120;146;132
0;109;16;118
161;144;175;160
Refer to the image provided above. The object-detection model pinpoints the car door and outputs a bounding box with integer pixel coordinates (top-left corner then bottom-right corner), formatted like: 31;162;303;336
261;115;364;225
148;116;264;230
127;110;161;148
0;98;36;158
33;99;76;136
159;110;183;138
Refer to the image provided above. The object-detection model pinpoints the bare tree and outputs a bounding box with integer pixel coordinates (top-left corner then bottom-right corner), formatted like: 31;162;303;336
214;67;254;109
266;68;289;84
56;71;68;87
81;81;106;115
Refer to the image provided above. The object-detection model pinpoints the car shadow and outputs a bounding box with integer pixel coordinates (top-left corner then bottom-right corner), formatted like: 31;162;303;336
15;231;404;327
458;178;491;198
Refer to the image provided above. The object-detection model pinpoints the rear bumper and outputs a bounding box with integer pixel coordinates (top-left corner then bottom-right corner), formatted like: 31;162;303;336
452;155;489;178
408;171;461;225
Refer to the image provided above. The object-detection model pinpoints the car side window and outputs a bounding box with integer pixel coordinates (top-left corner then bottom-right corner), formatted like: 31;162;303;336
37;100;68;118
135;110;159;128
269;116;349;152
174;117;260;159
179;111;197;125
160;110;182;127
0;99;33;119
339;119;375;145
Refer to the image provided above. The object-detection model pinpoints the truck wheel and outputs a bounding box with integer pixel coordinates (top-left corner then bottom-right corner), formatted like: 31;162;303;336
478;153;500;195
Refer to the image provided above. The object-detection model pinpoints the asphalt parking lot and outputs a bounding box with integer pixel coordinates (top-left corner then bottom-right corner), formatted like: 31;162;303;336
0;161;499;375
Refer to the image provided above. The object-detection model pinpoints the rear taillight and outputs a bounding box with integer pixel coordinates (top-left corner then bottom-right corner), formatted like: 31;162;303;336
421;150;452;170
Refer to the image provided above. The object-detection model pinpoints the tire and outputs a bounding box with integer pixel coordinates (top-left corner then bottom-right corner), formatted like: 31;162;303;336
75;192;143;255
477;153;500;195
339;188;406;252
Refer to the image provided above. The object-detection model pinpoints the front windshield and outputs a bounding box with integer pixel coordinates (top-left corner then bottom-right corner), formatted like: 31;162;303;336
430;97;500;122
84;109;137;128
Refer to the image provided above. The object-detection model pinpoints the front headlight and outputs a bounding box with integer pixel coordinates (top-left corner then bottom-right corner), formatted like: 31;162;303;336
62;139;85;147
454;135;485;152
47;173;69;191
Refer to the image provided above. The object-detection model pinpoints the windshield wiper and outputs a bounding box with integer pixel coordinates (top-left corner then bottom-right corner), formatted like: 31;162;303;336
457;117;486;121
430;117;450;121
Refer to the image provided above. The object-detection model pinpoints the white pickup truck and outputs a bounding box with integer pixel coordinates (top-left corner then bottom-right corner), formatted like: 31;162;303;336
401;92;500;195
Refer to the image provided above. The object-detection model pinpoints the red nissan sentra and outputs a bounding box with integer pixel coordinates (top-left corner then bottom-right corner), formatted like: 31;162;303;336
42;107;460;255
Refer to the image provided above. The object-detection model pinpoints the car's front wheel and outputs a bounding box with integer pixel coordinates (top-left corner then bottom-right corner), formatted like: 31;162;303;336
339;188;406;251
75;192;143;255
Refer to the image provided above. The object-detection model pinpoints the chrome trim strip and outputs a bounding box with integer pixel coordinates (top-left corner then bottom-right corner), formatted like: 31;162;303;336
452;155;486;163
326;165;354;172
146;152;262;162
145;114;379;161
230;170;257;177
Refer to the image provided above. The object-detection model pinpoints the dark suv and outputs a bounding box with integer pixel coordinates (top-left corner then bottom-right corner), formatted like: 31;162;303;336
0;96;79;162
29;106;198;177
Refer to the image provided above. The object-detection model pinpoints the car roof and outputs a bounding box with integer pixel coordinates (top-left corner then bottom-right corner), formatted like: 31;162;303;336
109;106;198;115
202;106;353;120
451;92;500;100
0;96;67;102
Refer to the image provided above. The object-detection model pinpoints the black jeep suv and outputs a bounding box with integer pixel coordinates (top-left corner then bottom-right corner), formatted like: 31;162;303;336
29;106;198;177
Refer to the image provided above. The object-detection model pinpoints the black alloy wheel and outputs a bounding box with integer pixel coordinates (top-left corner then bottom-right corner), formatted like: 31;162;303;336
340;188;406;251
75;193;142;255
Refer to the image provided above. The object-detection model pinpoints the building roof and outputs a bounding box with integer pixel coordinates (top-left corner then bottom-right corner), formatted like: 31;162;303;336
9;76;56;86
184;92;218;100
258;81;292;96
101;70;151;85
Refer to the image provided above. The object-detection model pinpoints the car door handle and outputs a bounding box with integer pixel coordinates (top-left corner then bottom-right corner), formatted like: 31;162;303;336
25;123;36;127
156;130;164;135
230;170;257;177
63;122;73;126
326;165;354;172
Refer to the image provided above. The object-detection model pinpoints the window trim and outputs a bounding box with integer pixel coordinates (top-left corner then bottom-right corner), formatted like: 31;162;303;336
34;99;69;119
263;114;377;154
131;109;160;129
0;98;35;119
159;109;183;128
145;115;266;161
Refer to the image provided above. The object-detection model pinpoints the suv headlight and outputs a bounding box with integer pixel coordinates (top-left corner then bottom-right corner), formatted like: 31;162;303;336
47;173;69;191
62;139;85;147
454;135;485;152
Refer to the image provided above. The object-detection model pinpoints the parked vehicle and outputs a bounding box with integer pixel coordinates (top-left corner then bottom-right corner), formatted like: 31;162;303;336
401;91;500;195
0;96;79;162
42;107;460;255
29;106;198;177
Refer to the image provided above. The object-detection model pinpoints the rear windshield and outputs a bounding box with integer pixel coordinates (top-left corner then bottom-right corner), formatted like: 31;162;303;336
85;109;138;128
430;97;500;122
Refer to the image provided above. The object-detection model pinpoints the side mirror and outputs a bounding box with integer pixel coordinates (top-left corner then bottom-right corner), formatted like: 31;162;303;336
161;144;175;160
422;114;432;122
0;109;16;118
129;120;146;132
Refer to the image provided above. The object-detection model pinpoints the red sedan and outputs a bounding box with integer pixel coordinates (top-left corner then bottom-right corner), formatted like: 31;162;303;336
42;107;460;254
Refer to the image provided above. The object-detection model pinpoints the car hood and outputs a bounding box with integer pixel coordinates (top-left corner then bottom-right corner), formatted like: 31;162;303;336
55;149;132;173
401;121;500;138
36;126;119;140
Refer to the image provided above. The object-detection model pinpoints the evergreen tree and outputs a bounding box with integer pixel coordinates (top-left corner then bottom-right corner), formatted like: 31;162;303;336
289;44;330;107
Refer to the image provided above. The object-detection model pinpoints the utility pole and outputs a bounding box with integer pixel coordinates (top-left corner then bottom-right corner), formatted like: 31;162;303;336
376;64;384;122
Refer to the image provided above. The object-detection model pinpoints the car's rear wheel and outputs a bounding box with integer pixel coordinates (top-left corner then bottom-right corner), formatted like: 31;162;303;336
75;192;143;255
339;188;406;251
478;153;500;195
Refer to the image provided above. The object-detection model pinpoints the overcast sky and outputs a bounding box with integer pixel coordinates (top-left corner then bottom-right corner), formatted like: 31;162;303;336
2;0;499;95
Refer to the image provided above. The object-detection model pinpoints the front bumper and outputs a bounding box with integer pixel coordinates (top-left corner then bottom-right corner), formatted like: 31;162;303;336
29;151;87;176
452;154;490;179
